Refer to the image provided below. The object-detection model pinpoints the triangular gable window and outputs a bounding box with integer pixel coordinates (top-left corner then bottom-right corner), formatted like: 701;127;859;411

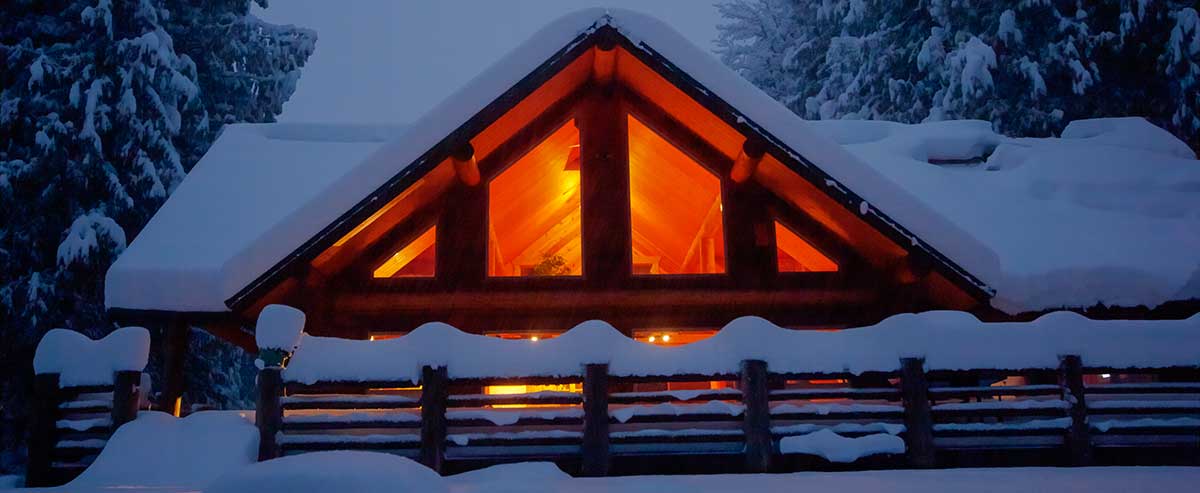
628;115;725;275
775;220;837;272
488;120;583;277
372;225;437;278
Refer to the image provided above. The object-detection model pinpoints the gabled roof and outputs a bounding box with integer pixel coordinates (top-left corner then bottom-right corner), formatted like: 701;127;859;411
106;8;1003;313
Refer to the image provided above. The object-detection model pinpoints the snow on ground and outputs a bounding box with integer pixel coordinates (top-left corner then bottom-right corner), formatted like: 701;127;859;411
283;311;1200;383
205;451;444;493
32;327;149;386
809;117;1200;312
63;411;258;491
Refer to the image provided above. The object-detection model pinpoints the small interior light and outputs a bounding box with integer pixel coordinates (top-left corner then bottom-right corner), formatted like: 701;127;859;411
1100;373;1111;379
662;334;671;342
369;335;376;341
648;335;657;343
530;336;539;342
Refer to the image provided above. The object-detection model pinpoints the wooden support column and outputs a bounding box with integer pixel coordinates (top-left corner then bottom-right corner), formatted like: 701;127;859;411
452;143;481;186
25;373;60;487
1059;354;1093;466
161;319;189;416
581;363;611;477
723;180;776;288
900;358;936;468
579;89;632;287
740;359;773;472
255;367;284;461
437;179;487;289
420;365;449;474
111;370;141;429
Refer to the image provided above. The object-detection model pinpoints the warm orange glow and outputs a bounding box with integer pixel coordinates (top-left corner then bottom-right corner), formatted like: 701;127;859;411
633;329;717;346
484;383;582;407
628;115;725;275
372;225;436;278
775;221;838;272
530;336;540;342
488;121;582;277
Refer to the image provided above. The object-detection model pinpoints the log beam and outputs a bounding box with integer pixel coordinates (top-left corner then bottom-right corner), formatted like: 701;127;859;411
730;139;766;184
452;143;481;187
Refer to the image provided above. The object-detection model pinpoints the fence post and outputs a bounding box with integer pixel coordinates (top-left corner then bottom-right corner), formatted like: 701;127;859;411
420;365;449;474
256;367;284;461
1059;354;1092;466
581;363;611;477
111;370;141;429
26;373;60;487
741;359;772;472
900;358;936;468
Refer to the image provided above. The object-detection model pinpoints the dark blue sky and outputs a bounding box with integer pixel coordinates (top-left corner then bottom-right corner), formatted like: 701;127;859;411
254;1;722;124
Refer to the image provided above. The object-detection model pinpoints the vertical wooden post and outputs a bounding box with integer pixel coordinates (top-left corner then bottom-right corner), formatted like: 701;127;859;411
111;370;141;429
579;90;632;288
255;367;284;461
420;365;449;474
900;358;936;468
741;359;773;472
437;183;487;289
161;319;189;416
581;363;611;477
26;373;60;487
1059;355;1092;466
722;181;776;288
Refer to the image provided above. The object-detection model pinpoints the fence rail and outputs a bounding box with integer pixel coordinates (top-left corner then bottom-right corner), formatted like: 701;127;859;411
257;354;1200;475
26;370;142;487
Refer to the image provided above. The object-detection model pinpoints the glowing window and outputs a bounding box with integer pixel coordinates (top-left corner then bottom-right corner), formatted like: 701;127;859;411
372;225;436;278
775;221;837;272
488;121;582;277
628;115;724;275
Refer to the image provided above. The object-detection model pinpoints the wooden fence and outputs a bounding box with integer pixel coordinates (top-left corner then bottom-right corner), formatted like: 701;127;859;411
257;356;1200;475
26;370;142;486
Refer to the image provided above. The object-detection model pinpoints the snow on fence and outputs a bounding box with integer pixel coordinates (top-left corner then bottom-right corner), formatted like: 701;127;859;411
255;310;1200;474
27;327;150;487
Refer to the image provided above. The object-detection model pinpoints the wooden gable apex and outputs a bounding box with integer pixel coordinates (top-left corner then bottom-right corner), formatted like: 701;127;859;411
227;23;994;318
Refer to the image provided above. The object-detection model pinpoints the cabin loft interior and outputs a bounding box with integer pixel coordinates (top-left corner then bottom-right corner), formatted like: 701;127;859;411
238;28;988;341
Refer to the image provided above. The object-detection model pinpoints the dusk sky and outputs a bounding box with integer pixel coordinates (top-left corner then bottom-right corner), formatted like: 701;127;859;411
254;1;723;124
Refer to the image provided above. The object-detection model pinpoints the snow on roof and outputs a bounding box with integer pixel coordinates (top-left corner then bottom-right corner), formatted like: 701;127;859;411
106;9;1196;314
106;122;404;311
807;117;1200;312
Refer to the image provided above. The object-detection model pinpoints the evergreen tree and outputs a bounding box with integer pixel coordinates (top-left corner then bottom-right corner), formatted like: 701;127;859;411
0;0;313;471
716;0;1200;150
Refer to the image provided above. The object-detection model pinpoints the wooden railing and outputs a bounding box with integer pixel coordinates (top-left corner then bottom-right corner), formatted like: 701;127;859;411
256;355;1200;475
26;370;142;486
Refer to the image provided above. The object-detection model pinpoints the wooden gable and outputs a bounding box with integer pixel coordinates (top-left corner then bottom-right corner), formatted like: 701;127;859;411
232;27;992;337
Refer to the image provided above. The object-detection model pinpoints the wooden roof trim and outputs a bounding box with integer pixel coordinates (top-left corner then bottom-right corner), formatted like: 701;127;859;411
227;24;994;312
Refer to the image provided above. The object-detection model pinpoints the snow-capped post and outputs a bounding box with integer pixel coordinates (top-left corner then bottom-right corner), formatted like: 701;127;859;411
1059;354;1092;466
25;372;61;487
419;365;450;474
899;357;936;468
581;363;611;477
740;359;773;472
254;305;306;462
111;370;142;428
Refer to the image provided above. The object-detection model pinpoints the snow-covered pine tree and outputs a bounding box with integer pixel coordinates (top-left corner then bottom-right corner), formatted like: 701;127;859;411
0;0;313;471
716;0;1200;150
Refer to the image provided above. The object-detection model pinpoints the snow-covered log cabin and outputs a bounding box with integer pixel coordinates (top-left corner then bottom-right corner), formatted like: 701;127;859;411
103;9;1199;414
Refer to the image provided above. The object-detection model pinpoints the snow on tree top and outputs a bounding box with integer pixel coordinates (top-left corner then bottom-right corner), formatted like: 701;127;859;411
33;326;150;386
104;9;1197;314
